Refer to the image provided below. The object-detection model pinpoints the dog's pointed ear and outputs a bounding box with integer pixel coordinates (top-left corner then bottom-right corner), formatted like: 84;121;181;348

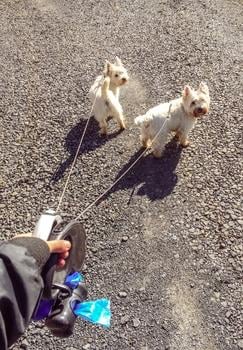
104;60;112;76
183;85;192;97
115;56;123;66
199;81;209;95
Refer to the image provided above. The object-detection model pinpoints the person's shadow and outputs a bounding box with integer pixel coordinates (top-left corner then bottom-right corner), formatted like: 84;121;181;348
102;138;183;203
51;118;122;182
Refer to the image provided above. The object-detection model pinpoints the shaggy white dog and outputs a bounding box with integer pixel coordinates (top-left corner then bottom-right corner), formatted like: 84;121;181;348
89;57;129;135
135;82;210;157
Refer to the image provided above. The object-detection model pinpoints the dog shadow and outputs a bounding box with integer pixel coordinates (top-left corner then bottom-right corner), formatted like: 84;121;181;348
103;138;183;203
51;118;122;182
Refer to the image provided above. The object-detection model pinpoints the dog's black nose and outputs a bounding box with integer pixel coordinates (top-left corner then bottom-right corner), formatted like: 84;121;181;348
197;107;203;114
122;77;127;82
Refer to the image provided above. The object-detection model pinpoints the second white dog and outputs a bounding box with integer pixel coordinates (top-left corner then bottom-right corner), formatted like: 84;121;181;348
89;57;129;135
135;82;210;158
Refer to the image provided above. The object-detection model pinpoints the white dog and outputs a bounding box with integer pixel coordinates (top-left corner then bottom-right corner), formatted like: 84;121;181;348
89;57;129;135
135;82;210;158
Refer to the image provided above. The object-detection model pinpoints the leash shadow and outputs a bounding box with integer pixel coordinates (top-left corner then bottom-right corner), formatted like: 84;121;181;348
104;138;183;202
51;118;122;183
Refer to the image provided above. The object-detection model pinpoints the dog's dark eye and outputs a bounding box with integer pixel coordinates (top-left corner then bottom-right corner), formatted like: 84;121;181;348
115;74;119;77
191;101;196;106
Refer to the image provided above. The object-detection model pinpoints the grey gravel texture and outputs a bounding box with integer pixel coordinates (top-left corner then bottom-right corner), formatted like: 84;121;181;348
0;0;242;349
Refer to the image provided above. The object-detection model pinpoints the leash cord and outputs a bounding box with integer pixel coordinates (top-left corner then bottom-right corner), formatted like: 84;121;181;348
56;79;103;213
76;104;171;219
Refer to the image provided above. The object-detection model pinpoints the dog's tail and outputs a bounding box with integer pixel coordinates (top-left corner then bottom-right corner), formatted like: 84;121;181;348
134;114;152;126
101;76;110;99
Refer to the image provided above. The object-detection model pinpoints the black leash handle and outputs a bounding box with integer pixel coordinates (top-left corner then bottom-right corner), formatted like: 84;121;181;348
41;220;86;300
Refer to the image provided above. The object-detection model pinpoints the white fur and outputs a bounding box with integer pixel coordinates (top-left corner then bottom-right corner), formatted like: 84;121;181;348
89;57;129;135
135;82;210;158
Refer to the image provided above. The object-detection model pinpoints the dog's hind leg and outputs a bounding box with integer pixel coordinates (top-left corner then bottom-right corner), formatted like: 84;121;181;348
152;136;167;158
94;111;108;136
140;127;150;148
99;119;108;135
113;109;126;131
117;115;126;130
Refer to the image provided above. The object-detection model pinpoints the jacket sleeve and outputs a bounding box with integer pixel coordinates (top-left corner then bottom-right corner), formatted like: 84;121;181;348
0;237;50;349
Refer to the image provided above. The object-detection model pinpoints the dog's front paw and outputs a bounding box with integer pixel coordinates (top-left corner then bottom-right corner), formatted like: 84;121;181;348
119;121;126;130
180;139;190;147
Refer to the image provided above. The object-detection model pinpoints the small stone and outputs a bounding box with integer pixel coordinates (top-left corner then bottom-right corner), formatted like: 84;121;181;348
90;247;98;253
118;291;127;298
133;318;140;328
198;258;204;265
226;311;231;318
219;242;226;249
121;315;130;325
121;236;129;242
82;344;91;350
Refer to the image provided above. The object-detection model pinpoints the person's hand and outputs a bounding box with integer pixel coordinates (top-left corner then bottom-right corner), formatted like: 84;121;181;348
47;240;71;268
12;234;71;268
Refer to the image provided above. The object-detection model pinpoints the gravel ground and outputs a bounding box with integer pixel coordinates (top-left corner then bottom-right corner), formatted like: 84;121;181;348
0;0;242;349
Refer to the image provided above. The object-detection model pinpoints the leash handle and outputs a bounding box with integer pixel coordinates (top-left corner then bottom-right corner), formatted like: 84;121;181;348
33;210;86;299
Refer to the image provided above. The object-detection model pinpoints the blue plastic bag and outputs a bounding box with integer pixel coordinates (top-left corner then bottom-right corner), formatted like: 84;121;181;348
73;299;111;328
65;271;84;288
33;272;111;328
65;273;111;328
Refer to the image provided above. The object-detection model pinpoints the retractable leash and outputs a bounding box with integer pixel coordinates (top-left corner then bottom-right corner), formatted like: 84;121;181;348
32;80;110;336
32;74;170;336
